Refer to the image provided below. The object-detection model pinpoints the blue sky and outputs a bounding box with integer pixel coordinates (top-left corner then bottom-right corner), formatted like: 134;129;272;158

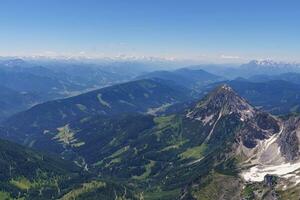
0;0;299;63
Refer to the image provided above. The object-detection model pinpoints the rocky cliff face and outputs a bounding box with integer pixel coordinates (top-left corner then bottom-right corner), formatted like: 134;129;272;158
279;116;300;161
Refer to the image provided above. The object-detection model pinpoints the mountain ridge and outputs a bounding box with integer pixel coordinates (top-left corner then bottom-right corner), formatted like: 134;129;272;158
1;79;192;150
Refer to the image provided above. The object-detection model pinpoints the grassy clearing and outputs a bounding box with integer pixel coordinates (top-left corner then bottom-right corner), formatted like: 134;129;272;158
10;177;32;190
180;144;207;160
76;104;87;111
192;172;241;200
109;146;129;158
60;180;106;200
95;146;129;167
97;93;111;108
105;157;122;167
54;125;85;147
0;191;13;200
160;140;187;152
132;160;156;180
154;115;175;129
153;115;182;143
9;176;60;192
147;103;172;115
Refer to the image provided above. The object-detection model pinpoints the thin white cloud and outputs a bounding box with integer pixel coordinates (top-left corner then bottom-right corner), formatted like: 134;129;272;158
220;54;241;59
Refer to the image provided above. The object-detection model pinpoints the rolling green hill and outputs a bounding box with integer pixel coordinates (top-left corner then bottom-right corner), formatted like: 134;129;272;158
2;79;191;151
137;68;224;91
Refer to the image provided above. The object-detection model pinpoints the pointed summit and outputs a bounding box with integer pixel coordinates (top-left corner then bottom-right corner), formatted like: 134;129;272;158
204;84;241;105
218;84;233;91
186;84;280;150
187;84;255;122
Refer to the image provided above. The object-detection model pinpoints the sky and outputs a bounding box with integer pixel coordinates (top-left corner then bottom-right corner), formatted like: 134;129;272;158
0;0;299;63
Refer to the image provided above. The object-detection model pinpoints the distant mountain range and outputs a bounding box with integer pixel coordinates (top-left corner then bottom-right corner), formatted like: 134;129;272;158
249;72;300;84
136;68;225;91
0;59;139;98
0;59;157;120
193;60;300;79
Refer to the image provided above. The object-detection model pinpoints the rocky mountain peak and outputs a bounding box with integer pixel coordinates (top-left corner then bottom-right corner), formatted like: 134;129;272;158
201;84;250;108
186;84;280;151
187;84;255;122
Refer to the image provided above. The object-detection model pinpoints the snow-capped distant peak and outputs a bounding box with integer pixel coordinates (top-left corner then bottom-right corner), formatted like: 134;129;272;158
248;59;300;67
251;59;278;66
